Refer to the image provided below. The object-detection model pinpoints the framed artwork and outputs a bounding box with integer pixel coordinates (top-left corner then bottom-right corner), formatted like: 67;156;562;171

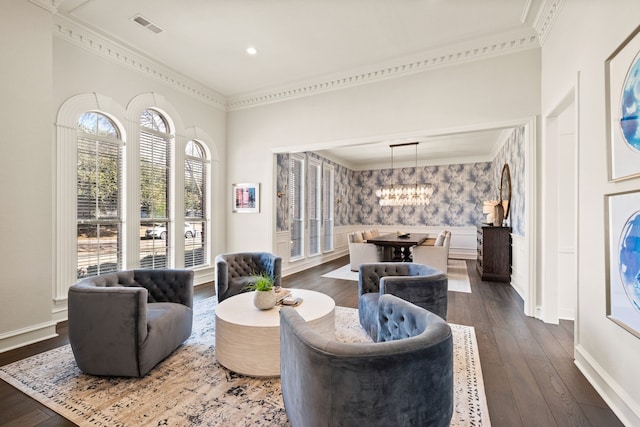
606;190;640;338
606;24;640;181
232;183;259;213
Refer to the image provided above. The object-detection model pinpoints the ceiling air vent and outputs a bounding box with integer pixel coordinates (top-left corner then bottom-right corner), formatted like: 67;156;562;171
132;14;164;34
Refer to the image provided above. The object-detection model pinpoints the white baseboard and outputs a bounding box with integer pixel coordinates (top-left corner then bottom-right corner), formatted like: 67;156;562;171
0;321;58;354
282;249;349;277
574;344;640;426
558;307;575;321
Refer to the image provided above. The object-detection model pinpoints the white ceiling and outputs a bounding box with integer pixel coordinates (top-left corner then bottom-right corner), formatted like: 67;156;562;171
53;0;547;167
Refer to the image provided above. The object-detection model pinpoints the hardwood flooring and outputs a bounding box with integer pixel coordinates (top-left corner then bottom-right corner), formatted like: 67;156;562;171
0;257;623;426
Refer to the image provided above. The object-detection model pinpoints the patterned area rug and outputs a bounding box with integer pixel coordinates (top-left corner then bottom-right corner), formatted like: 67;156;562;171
0;297;489;426
322;259;472;293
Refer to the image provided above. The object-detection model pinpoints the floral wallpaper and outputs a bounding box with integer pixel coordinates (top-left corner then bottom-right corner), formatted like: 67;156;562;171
352;163;492;226
493;126;525;237
275;128;525;234
276;153;289;232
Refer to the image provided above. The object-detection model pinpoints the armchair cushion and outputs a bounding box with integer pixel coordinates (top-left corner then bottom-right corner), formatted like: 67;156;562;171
215;252;282;303
358;263;448;339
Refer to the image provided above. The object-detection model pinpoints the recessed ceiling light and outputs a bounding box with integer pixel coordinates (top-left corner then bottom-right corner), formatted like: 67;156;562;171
246;46;258;56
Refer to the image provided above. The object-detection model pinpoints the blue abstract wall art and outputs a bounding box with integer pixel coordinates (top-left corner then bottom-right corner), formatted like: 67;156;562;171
621;54;640;150
607;190;640;338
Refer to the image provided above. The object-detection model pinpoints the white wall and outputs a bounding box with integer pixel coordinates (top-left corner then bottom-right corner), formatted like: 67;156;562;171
226;50;541;253
542;1;640;423
0;0;57;350
0;4;227;351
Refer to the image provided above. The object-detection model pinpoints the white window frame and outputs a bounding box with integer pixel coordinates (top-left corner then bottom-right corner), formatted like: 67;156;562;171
139;109;173;269
289;153;305;261
55;94;127;303
56;94;216;307
184;140;210;269
307;158;322;257
76;114;124;278
322;163;335;253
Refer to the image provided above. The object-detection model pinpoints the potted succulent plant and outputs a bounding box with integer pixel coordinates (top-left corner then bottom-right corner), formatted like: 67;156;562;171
245;272;277;310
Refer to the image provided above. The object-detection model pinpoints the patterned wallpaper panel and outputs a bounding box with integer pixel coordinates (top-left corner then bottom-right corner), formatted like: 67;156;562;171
352;163;493;226
275;128;525;234
493;126;525;237
275;153;289;232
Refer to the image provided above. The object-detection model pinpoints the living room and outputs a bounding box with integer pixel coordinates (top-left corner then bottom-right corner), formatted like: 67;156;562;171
2;0;640;425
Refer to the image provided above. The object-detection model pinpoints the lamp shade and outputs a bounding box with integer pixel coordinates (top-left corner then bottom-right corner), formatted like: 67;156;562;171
482;200;498;214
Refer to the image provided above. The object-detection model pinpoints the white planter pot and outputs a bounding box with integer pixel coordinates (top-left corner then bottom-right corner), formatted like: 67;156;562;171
253;290;276;310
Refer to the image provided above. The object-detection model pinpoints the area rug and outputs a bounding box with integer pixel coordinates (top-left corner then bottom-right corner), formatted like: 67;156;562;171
322;258;472;293
0;297;489;426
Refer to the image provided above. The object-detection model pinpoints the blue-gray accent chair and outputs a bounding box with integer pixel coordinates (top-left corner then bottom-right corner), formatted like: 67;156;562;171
68;269;194;377
358;262;448;339
215;252;281;302
280;294;454;427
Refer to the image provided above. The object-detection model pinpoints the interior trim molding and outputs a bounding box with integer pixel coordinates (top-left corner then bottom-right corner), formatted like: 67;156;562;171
29;0;63;13
227;31;540;111
533;0;566;46
0;321;58;354
52;16;227;111
575;344;640;426
48;3;564;112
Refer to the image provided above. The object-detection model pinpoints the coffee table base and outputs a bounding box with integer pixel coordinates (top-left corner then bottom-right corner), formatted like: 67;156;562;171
216;312;334;377
215;290;335;377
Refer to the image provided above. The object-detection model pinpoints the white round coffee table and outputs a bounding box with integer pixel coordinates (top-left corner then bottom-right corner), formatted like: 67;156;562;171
215;289;335;377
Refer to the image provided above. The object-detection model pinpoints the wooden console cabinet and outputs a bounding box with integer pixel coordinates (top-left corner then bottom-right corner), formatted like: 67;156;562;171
476;225;511;282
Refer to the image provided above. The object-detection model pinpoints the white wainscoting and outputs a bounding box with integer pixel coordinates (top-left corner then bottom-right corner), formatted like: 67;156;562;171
0;321;58;354
276;225;477;277
276;226;350;277
511;234;528;300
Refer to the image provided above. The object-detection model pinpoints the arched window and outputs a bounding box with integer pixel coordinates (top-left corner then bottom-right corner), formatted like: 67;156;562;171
139;109;172;269
76;111;123;278
185;140;209;268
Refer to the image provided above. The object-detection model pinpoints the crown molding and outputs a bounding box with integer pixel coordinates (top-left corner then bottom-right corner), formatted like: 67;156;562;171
227;29;539;111
52;16;227;111
533;0;565;46
29;0;63;13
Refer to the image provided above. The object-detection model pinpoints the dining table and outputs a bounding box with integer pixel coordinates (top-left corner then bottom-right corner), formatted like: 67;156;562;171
365;232;430;262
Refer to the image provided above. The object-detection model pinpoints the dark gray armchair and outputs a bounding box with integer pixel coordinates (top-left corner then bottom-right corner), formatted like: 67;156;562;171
68;269;194;377
359;262;447;339
280;294;453;427
215;252;281;302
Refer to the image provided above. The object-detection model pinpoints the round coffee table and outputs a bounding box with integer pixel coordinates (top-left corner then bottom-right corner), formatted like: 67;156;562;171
215;289;335;377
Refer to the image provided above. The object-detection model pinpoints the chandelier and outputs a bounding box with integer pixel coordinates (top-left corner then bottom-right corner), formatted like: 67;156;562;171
375;142;433;206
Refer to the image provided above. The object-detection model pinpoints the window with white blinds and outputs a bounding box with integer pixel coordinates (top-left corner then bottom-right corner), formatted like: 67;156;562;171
322;163;335;252
76;112;123;278
185;140;208;268
139;109;172;269
308;159;322;257
290;154;305;260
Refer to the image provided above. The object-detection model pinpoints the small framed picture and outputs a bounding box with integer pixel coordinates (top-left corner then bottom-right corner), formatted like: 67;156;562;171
232;183;259;213
606;24;640;181
606;190;640;337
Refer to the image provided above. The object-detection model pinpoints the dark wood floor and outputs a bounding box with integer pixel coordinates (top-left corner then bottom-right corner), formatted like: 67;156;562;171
0;257;623;426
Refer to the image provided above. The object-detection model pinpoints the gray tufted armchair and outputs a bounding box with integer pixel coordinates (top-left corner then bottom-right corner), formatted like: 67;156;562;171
215;252;282;303
68;269;194;377
358;262;448;339
280;294;454;427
